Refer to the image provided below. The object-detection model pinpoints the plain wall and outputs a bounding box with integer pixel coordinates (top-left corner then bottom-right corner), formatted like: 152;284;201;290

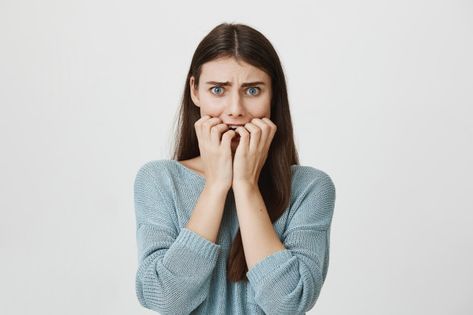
1;0;472;314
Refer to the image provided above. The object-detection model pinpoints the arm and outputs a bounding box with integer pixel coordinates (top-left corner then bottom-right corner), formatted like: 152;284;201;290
236;169;336;315
232;182;286;270
133;163;226;315
185;183;229;243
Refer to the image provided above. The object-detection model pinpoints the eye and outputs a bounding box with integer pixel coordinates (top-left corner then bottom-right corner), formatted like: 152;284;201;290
246;87;261;96
210;86;224;95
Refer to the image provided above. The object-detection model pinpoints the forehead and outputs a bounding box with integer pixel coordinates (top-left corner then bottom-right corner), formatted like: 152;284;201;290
200;57;269;81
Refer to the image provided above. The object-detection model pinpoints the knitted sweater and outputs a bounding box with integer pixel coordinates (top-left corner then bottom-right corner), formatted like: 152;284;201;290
133;159;336;315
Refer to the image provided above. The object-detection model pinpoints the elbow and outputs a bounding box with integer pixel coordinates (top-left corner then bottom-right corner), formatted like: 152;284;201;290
136;286;180;315
267;292;322;315
136;282;159;313
135;279;180;315
135;276;206;315
262;277;324;315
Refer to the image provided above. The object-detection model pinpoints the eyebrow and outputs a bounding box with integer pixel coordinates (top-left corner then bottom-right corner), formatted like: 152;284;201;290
205;81;266;88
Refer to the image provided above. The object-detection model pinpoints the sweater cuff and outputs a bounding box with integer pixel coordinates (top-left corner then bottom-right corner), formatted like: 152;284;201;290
169;227;221;263
246;249;294;285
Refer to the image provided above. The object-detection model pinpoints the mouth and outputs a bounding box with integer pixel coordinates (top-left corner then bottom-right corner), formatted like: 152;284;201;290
232;133;241;143
228;124;243;141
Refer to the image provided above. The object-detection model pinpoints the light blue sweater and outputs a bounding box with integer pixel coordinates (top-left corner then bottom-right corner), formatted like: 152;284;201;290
133;159;336;315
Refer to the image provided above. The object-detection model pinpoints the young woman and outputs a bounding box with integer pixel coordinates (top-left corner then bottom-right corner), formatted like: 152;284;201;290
133;22;336;315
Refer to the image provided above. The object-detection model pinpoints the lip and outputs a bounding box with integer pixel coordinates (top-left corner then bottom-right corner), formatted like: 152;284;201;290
227;124;246;134
224;120;247;124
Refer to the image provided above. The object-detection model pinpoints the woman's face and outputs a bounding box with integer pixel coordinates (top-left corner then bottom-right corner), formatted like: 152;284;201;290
190;56;272;151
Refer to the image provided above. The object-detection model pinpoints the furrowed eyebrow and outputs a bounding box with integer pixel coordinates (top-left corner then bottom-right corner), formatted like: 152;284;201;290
205;81;266;88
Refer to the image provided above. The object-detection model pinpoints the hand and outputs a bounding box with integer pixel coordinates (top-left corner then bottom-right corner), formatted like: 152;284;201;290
194;115;236;190
232;117;277;187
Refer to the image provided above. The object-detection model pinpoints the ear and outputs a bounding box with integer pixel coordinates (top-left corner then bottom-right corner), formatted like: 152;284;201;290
189;76;200;108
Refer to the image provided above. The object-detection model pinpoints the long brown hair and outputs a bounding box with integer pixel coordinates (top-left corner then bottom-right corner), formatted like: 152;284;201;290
171;22;299;282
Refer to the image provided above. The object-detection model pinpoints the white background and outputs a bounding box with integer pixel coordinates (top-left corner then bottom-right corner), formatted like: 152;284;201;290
1;0;472;314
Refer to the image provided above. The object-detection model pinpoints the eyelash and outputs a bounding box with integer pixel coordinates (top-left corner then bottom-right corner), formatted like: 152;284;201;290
209;86;261;96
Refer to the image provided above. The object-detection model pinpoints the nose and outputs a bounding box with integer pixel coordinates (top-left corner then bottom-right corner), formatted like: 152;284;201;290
226;90;246;117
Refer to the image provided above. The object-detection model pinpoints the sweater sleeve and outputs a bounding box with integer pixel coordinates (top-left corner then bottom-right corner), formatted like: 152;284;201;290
245;168;336;315
133;162;222;315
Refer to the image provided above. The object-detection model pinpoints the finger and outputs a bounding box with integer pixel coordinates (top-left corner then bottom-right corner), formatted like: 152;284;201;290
235;126;250;152
262;117;277;137
202;117;222;139
194;115;212;139
194;114;212;128
210;123;229;144
221;129;236;148
244;122;262;153
251;118;270;151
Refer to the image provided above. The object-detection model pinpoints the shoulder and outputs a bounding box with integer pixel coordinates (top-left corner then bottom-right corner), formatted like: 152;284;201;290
134;159;176;188
133;160;179;225
290;164;336;196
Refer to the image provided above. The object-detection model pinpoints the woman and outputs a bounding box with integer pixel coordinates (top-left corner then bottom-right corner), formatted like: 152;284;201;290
134;22;336;315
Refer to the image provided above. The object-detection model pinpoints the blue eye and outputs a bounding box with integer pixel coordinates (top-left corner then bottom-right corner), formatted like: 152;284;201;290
210;86;224;95
209;86;261;96
247;87;260;96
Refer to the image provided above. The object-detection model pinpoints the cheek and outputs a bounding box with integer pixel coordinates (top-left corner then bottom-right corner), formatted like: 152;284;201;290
248;105;270;118
199;95;224;115
248;97;271;115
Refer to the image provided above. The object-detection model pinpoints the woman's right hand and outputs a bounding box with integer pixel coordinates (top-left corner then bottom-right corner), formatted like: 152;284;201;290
194;115;236;190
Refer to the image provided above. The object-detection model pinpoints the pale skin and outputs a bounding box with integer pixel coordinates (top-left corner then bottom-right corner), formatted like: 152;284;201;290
183;56;286;270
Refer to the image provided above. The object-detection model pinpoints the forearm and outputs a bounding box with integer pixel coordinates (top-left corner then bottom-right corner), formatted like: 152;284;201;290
186;183;229;244
136;225;221;314
233;182;286;269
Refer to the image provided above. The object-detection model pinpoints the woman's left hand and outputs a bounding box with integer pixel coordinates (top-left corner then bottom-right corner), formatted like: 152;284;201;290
232;117;277;187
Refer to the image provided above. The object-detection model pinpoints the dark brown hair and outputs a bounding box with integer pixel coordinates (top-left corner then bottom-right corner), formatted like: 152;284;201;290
171;22;299;282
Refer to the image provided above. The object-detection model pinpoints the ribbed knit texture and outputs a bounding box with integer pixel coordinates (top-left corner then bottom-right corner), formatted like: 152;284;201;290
133;159;336;315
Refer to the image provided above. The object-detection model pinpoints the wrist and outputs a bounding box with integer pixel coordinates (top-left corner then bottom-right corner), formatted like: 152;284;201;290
232;180;258;192
205;182;231;194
